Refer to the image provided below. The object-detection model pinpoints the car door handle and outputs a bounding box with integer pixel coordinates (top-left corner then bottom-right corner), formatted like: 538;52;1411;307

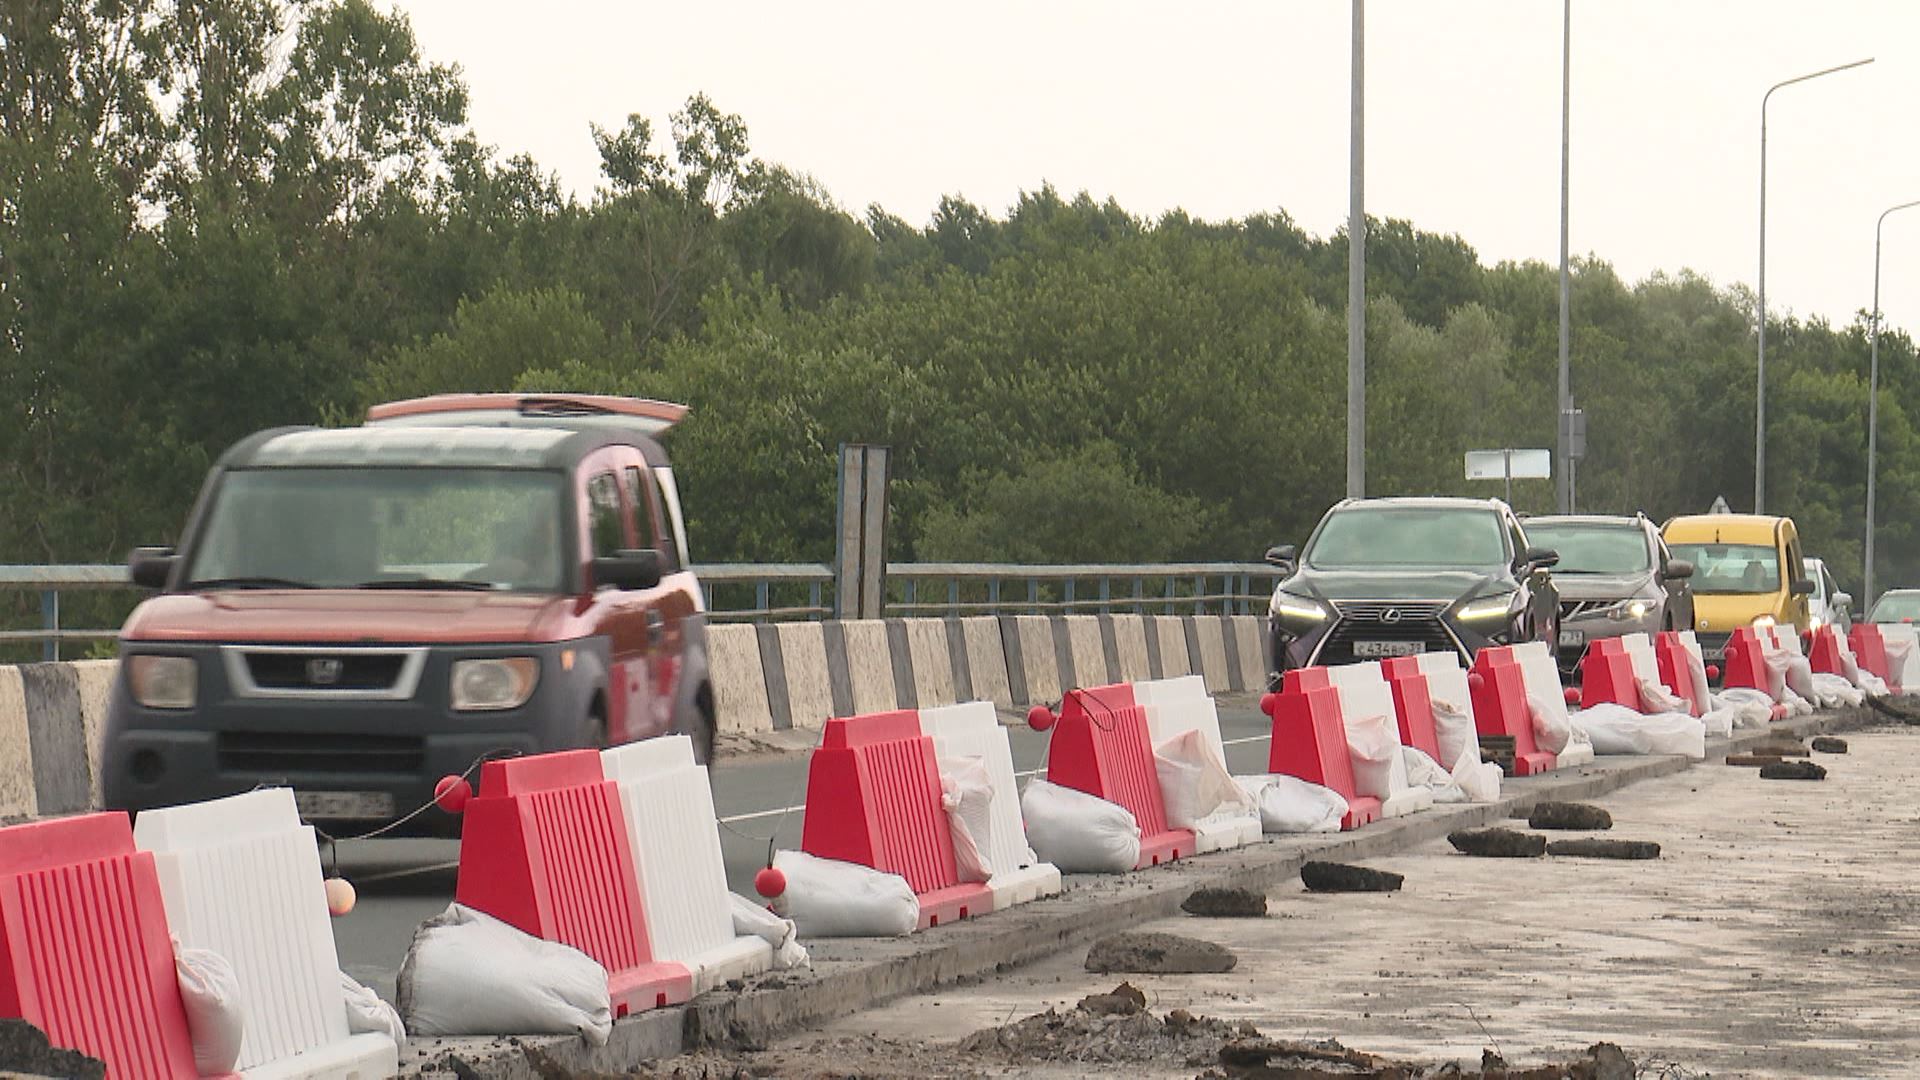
644;609;666;648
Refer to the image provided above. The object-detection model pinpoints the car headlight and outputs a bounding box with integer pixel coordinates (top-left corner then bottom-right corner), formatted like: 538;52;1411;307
128;655;197;710
451;658;540;711
1605;599;1652;622
1752;615;1777;629
1270;592;1329;625
1456;593;1517;623
1809;615;1825;631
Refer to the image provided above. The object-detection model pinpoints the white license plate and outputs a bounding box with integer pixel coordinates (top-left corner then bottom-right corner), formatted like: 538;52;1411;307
1354;640;1423;658
1559;629;1586;647
1702;647;1726;662
294;790;395;821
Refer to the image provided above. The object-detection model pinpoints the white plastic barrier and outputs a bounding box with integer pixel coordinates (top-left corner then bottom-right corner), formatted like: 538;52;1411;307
1410;651;1485;770
1674;631;1715;712
133;789;400;1080
1132;676;1261;852
1323;662;1432;819
919;701;1063;907
1514;642;1595;767
1877;623;1920;691
602;735;773;995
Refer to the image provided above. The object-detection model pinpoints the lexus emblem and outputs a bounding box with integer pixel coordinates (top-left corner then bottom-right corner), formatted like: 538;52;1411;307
1380;608;1403;624
306;658;344;686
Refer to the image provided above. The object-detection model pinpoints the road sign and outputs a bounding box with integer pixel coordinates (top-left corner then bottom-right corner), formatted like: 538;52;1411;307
1709;495;1731;514
1466;449;1551;504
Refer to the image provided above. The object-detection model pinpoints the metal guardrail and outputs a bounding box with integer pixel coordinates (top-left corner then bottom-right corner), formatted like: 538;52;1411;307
2;560;1283;658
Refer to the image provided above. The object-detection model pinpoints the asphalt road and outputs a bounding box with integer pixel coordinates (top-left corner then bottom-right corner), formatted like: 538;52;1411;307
331;701;1277;1002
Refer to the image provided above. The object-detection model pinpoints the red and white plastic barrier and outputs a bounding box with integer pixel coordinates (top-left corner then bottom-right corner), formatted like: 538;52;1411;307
1655;631;1712;717
1387;651;1487;774
1040;683;1195;867
601;736;773;995
1849;622;1896;688
1874;622;1920;691
1515;642;1595;767
0;813;212;1080
133;789;401;1078
920;701;1062;908
1376;656;1445;763
798;710;994;928
1295;663;1433;818
1467;646;1558;775
1720;627;1786;701
1132;675;1262;852
450;751;693;1015
1261;677;1379;830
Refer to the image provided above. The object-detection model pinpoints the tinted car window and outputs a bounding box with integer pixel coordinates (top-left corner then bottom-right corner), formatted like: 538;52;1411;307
1667;543;1778;594
586;472;625;558
1523;524;1652;574
623;466;662;552
185;468;566;591
1306;507;1506;570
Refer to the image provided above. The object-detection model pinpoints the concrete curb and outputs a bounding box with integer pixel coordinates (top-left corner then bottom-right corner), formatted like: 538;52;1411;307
399;705;1883;1078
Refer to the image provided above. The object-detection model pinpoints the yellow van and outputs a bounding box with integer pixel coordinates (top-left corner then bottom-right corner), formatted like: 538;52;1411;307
1660;513;1813;664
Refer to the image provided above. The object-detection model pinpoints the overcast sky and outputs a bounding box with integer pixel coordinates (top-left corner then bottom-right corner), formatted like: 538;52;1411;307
391;1;1920;333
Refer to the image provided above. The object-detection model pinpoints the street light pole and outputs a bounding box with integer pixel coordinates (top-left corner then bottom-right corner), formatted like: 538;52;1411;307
1756;57;1873;514
1865;199;1920;609
1556;0;1572;515
1346;0;1366;500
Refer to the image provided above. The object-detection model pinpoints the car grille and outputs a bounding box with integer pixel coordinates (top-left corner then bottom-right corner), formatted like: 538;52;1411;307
1316;600;1457;665
1695;631;1732;658
1561;599;1610;620
217;732;426;776
243;651;408;691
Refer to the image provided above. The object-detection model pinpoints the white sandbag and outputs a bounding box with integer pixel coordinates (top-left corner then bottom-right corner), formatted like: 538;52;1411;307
1233;774;1347;833
1637;677;1690;716
1527;695;1573;755
1810;672;1866;708
1450;752;1503;803
174;943;245;1076
1344;712;1404;801
1153;728;1255;829
1695;707;1734;738
1711;688;1777;730
770;850;919;938
938;755;996;883
1426;695;1480;773
339;970;407;1046
1019;779;1141;873
1400;747;1468;803
398;904;612;1045
729;893;809;970
1780;686;1815;716
1570;702;1707;758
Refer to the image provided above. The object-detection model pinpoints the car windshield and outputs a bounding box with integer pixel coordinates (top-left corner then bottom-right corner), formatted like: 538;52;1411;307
1870;593;1920;623
184;468;568;591
1522;523;1651;574
1305;506;1507;570
1666;542;1778;595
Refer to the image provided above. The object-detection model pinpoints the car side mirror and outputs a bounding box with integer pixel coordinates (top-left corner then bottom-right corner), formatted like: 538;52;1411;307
1834;591;1853;609
1522;546;1560;571
1264;544;1297;570
591;548;664;592
1663;559;1694;580
1790;578;1815;596
129;547;177;590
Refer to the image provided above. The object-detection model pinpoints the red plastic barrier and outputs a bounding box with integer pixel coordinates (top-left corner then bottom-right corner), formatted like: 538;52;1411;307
1654;632;1707;717
1467;646;1556;776
1261;678;1379;829
1578;637;1641;712
801;710;992;927
1719;627;1774;696
1376;657;1444;763
1849;623;1892;684
454;750;691;1015
1045;683;1194;867
0;813;207;1080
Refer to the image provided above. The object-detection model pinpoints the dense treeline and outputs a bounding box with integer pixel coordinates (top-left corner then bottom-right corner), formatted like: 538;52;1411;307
5;0;1919;608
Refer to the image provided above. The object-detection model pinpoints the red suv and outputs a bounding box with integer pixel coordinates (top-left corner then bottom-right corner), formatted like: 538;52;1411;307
102;393;714;835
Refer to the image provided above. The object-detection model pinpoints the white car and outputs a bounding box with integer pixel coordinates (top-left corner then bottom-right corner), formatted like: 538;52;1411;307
1803;557;1853;635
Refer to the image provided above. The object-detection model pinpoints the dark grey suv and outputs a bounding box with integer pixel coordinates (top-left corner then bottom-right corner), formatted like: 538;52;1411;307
1522;513;1695;673
1263;497;1561;684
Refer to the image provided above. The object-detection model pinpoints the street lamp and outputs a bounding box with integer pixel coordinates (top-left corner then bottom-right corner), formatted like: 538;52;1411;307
1755;57;1873;514
1864;199;1920;609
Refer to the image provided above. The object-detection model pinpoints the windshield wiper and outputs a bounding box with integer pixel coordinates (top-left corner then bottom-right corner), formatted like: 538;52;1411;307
353;578;496;592
185;576;317;591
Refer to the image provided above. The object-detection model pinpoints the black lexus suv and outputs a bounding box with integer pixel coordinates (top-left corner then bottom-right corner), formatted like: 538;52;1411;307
1263;496;1562;685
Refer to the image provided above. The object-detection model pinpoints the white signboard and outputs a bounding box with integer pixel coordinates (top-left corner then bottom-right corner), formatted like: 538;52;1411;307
1464;449;1551;481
